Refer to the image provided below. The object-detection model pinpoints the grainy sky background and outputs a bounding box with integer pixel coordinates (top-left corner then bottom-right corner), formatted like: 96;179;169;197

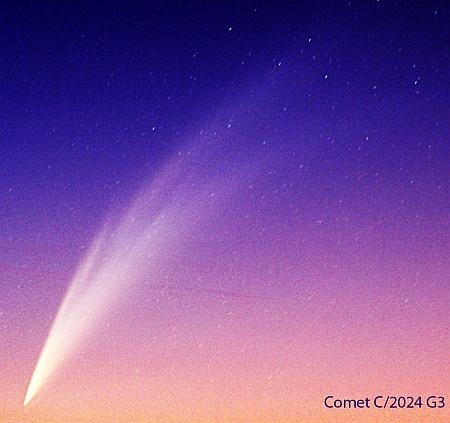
1;1;449;422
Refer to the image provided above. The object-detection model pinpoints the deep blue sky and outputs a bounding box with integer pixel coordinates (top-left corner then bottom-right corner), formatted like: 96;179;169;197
1;0;449;303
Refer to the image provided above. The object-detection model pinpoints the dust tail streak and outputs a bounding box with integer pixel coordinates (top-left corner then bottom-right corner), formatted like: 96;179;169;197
24;144;264;406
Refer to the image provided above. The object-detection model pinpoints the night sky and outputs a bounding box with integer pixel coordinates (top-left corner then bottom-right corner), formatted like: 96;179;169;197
1;1;449;422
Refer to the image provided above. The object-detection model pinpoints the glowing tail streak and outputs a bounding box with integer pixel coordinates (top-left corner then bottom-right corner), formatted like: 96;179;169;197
24;149;243;406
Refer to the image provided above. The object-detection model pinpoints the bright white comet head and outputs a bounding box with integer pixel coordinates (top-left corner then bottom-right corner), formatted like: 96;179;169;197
24;229;114;406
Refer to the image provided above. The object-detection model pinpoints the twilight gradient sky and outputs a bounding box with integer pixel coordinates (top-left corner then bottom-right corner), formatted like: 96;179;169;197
1;1;449;422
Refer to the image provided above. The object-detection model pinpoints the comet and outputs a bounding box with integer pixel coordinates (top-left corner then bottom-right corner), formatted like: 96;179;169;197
24;140;260;406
